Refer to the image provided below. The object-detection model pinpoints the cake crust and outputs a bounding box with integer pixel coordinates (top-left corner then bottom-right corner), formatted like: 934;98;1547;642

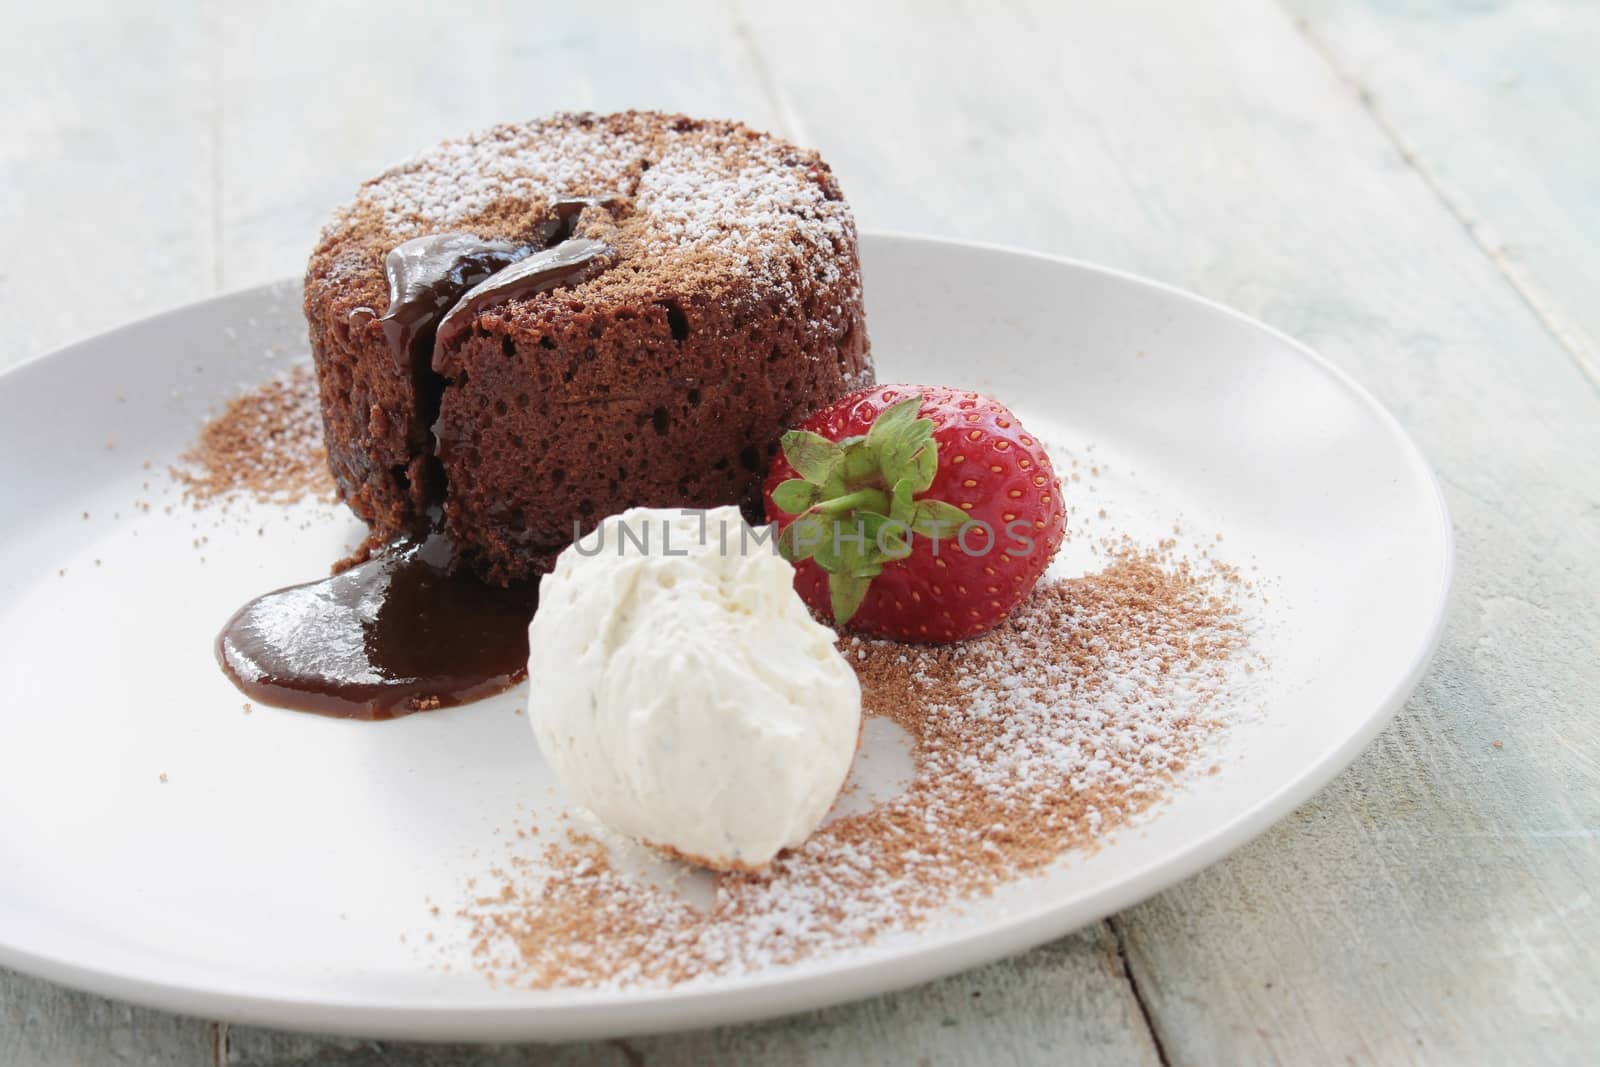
304;111;872;582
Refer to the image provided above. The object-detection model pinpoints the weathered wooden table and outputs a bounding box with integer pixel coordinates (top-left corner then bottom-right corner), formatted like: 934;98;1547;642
3;1;1596;1063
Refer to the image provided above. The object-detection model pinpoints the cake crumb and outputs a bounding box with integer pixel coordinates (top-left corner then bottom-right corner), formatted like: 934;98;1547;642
170;364;336;507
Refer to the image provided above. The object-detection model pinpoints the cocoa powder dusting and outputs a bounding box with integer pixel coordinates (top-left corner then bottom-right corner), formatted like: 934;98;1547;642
171;364;335;506
456;546;1258;989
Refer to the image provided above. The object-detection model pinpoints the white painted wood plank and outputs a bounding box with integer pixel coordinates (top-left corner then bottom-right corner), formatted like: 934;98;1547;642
0;2;217;363
1287;0;1600;389
736;0;1600;1062
0;968;215;1067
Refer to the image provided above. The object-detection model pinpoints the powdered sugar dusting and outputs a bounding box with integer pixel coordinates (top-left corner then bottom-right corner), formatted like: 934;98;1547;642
332;113;854;292
365;124;643;234
635;142;849;285
453;546;1262;989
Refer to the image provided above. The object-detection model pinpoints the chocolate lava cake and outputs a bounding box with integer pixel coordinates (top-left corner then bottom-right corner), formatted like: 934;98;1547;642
304;111;873;583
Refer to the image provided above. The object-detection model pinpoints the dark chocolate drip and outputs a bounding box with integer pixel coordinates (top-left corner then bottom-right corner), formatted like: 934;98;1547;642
351;194;626;371
433;238;612;353
375;234;533;372
219;198;621;720
356;234;537;498
217;533;538;720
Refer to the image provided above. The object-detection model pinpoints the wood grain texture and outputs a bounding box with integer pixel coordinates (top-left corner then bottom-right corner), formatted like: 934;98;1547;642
0;968;214;1067
2;0;1598;1062
0;2;215;359
1287;0;1600;390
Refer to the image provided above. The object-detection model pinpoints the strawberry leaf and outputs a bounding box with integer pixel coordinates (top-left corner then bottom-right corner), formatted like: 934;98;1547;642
907;433;939;493
811;524;845;574
781;430;844;484
771;478;820;516
889;479;917;525
911;499;970;540
839;538;878;579
841;439;877;483
864;395;930;488
864;395;924;453
778;516;826;563
828;572;872;626
859;510;910;561
879;419;934;491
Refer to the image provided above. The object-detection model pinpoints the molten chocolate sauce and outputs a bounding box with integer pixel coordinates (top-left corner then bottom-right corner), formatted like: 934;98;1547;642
375;234;532;372
434;238;611;351
357;194;624;373
222;196;622;718
217;533;538;720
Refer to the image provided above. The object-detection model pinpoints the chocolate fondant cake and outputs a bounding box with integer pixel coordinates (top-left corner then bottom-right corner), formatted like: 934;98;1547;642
304;111;873;583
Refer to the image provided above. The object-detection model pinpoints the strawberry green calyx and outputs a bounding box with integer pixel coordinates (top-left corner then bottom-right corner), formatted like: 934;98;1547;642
771;395;971;625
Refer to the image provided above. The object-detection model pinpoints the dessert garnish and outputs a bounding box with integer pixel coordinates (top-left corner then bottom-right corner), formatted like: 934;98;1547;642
765;385;1066;641
525;505;861;871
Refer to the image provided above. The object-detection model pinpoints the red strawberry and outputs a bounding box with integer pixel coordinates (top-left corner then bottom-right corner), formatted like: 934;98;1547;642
763;384;1066;642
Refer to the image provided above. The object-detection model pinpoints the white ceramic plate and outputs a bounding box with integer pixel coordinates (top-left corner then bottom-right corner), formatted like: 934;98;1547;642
0;235;1451;1041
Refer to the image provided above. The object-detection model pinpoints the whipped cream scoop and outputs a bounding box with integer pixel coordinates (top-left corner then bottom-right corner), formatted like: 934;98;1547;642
527;505;861;870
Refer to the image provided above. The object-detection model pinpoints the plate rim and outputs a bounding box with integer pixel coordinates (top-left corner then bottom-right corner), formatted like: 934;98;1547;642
0;231;1455;1041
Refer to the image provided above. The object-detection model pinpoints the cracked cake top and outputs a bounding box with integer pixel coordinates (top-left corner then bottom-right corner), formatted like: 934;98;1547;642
307;111;860;319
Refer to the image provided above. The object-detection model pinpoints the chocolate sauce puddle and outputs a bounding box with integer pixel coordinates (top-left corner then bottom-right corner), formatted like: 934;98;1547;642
218;533;538;720
218;196;621;718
